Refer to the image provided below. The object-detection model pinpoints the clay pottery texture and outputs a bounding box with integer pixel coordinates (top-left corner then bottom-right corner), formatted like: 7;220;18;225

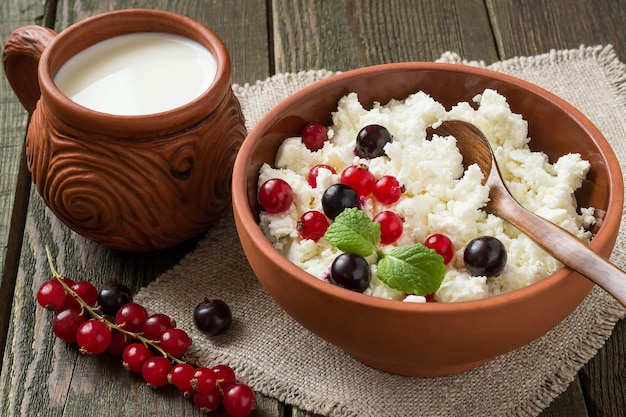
3;9;246;251
231;63;623;376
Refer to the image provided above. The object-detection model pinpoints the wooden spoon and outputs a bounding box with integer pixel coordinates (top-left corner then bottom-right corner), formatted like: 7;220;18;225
431;120;626;307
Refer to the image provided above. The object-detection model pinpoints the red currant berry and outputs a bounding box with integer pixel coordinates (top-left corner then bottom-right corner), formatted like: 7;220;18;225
223;383;256;417
424;233;455;265
63;281;99;311
75;281;98;304
307;164;336;188
193;388;222;413
160;328;191;357
300;123;328;151
106;331;129;355
37;280;67;311
258;178;293;213
213;364;237;391
340;164;375;196
297;210;329;241
168;363;196;393
373;211;404;244
142;356;172;388
143;313;174;341
122;343;153;373
76;319;112;354
191;366;218;394
52;309;86;343
373;175;403;204
115;302;149;333
60;276;75;286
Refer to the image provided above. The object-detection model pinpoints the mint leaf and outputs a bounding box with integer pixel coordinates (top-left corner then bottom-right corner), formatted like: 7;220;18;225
377;244;446;295
324;208;380;257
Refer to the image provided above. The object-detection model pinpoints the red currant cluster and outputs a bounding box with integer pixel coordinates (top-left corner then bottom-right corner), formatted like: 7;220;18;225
260;122;511;299
37;248;255;417
258;122;462;259
258;122;470;299
258;123;407;245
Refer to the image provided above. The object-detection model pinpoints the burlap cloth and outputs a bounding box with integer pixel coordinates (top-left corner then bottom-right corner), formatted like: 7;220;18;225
134;45;626;416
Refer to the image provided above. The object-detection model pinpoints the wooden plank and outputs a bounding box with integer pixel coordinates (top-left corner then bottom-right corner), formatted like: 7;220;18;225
486;1;626;416
2;1;497;415
272;1;625;417
578;318;626;416
541;378;590;417
0;0;47;357
271;2;493;417
486;0;626;61
0;1;276;416
270;2;495;416
50;0;268;85
3;0;624;416
271;0;499;73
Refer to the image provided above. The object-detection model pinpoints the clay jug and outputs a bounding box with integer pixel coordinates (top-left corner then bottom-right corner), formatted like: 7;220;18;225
2;9;246;251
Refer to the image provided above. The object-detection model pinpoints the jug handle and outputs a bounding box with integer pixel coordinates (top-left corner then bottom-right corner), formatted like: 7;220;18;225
2;25;57;114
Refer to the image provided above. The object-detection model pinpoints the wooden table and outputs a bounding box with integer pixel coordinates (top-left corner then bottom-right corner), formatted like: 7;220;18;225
1;1;625;416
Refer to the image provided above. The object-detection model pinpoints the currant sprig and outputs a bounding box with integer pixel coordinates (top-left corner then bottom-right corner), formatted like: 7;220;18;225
45;247;184;362
38;246;256;417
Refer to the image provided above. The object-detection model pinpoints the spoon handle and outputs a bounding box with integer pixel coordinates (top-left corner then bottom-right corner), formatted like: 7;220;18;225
496;192;626;307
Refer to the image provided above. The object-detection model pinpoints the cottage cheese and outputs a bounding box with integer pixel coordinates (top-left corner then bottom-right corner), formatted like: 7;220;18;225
258;89;595;302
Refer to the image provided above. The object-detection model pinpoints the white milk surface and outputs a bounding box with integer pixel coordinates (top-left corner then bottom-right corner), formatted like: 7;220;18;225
54;32;217;115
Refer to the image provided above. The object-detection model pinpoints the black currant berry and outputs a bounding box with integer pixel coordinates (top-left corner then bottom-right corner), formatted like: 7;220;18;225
355;124;392;158
97;281;133;316
463;236;507;277
194;298;233;336
322;183;360;219
330;253;371;292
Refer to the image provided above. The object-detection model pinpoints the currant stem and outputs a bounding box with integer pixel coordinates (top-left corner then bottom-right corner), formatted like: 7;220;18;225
45;246;61;279
45;246;185;364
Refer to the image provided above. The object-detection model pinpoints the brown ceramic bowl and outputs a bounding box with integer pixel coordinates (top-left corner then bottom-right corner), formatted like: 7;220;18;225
232;63;624;376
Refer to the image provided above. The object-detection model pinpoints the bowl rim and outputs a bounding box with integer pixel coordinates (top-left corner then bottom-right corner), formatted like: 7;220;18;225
232;61;624;313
